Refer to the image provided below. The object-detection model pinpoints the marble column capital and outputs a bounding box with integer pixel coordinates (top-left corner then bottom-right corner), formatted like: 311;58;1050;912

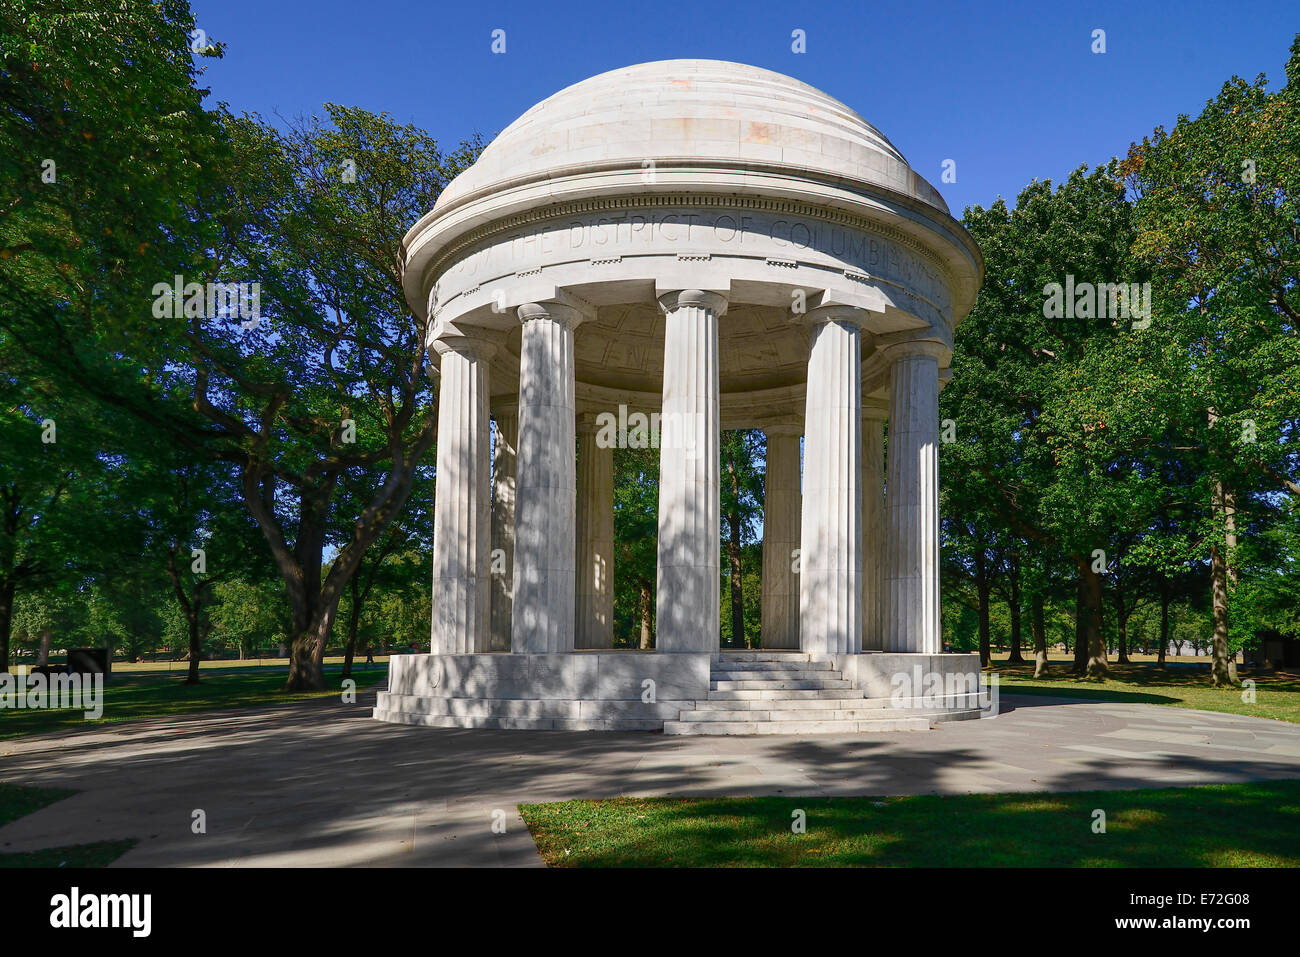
657;288;729;317
793;303;870;328
762;422;804;438
431;321;501;361
517;295;595;330
877;339;948;366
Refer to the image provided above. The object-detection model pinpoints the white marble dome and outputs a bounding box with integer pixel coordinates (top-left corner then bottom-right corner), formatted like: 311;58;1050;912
433;59;949;217
403;59;980;328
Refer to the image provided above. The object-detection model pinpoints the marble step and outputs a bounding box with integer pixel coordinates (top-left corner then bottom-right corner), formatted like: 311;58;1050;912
678;707;909;722
375;691;684;720
373;708;665;732
663;717;932;735
709;678;855;691
706;687;867;700
712;659;835;672
709;669;842;682
715;652;824;662
693;696;885;711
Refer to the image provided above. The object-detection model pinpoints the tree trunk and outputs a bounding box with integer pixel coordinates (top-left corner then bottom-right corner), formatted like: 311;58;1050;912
37;628;51;668
283;491;332;690
0;579;13;674
342;576;361;680
1081;564;1108;677
1204;409;1238;683
1073;563;1107;677
1031;591;1048;678
1209;541;1235;687
286;615;334;691
975;551;991;667
1007;565;1025;663
165;548;204;685
1072;573;1088;673
638;581;653;650
1207;473;1237;686
1115;589;1130;664
1157;577;1169;669
1223;486;1240;683
186;610;202;685
726;516;743;649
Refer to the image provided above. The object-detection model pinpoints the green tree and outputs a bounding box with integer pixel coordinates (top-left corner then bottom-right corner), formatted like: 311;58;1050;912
207;578;291;659
0;347;121;672
946;165;1154;677
1;8;482;690
1119;35;1300;684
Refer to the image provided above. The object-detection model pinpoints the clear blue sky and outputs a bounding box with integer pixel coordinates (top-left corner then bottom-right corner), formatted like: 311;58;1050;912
190;0;1296;215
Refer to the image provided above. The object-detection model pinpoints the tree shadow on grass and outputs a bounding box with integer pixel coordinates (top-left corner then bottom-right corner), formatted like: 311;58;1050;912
522;781;1300;867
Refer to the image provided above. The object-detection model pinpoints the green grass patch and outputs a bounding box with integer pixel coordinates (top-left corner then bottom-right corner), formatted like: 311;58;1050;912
15;655;394;675
520;781;1300;867
992;660;1300;724
0;781;75;828
0;666;387;741
0;840;137;868
0;782;135;868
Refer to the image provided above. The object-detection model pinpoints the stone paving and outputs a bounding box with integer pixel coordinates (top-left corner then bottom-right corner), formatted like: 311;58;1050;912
2;691;1298;867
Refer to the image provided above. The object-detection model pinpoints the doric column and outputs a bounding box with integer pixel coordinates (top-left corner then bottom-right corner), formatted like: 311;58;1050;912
761;424;802;649
430;328;496;655
489;402;518;652
798;305;865;656
655;289;725;653
511;298;592;654
862;413;885;650
576;412;614;649
883;346;942;653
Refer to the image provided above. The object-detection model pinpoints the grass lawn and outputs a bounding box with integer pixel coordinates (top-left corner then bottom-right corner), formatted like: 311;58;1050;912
0;783;136;868
11;654;393;675
0;666;387;741
992;660;1300;724
521;780;1300;867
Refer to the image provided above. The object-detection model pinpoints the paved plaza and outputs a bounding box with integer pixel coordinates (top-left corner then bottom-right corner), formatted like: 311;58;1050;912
3;692;1299;867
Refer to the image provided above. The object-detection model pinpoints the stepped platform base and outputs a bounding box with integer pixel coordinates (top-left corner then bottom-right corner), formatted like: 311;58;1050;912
372;650;988;734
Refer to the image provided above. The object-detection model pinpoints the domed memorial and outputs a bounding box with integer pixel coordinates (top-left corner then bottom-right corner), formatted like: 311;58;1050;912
376;60;987;733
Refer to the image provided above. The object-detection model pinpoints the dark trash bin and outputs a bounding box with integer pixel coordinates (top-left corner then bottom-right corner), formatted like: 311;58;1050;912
66;648;111;683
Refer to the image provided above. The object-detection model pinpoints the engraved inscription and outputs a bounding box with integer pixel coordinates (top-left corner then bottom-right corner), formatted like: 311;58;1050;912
443;208;951;312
